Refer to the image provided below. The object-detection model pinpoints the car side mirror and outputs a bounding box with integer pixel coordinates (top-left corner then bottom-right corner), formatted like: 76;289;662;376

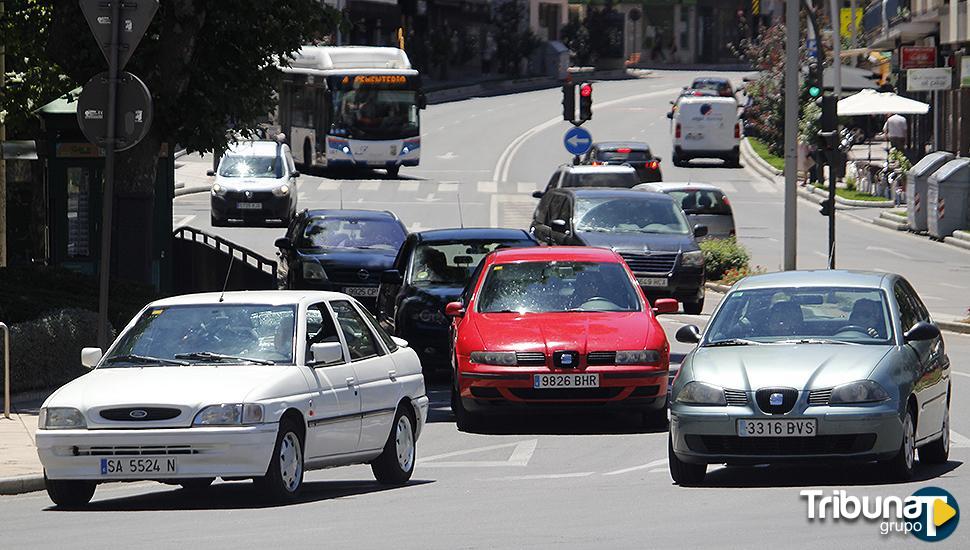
693;225;709;238
445;302;465;318
666;112;673;119
292;171;301;178
381;269;403;284
532;190;544;199
551;219;568;233
655;156;663;162
274;237;293;250
904;321;940;342
310;342;344;365
676;325;702;344
206;169;216;177
81;347;103;369
392;336;409;348
652;298;679;315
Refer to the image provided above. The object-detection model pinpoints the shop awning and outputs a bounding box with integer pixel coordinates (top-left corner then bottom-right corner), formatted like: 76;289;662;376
838;89;930;116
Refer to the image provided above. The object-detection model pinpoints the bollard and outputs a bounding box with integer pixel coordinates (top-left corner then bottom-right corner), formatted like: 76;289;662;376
1;322;8;419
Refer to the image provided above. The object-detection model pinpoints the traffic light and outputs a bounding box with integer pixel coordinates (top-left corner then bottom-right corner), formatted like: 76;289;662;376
579;82;593;121
819;198;833;217
807;62;823;99
562;82;576;122
820;95;837;132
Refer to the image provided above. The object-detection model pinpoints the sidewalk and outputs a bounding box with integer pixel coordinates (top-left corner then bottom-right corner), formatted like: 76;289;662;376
0;396;46;495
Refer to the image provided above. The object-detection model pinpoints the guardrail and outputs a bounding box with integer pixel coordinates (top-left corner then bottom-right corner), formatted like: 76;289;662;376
173;226;277;279
2;322;9;419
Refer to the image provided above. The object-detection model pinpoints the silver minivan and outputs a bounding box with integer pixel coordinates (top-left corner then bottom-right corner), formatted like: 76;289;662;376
208;140;300;227
635;182;736;239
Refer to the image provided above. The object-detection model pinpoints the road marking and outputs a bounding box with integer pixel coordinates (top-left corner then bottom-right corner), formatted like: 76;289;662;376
496;472;595;481
951;430;970;448
399;181;420;192
437;182;459;192
358;181;380;191
921;295;943;301
173;215;196;228
951;371;970;378
865;246;914;261
317;181;340;191
750;179;777;194
602;458;668;476
517;182;538;194
716;182;738;193
477;181;498;193
939;282;967;290
418;439;537;467
416;193;440;203
409;222;423;232
436;152;458;160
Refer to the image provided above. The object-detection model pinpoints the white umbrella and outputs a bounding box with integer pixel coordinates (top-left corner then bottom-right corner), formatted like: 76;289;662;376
837;89;930;116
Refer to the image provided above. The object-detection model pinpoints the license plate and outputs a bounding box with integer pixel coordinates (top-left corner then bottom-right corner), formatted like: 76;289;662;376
100;457;177;476
637;277;668;287
737;419;817;438
686;133;704;140
237;202;262;210
343;286;378;297
533;373;600;389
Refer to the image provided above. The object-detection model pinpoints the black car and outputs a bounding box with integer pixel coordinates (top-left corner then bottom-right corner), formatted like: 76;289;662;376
529;188;707;314
275;209;408;311
376;228;538;372
582;141;663;183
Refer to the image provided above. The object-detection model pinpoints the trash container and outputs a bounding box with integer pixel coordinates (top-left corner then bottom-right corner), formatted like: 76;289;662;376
908;151;954;232
927;158;970;240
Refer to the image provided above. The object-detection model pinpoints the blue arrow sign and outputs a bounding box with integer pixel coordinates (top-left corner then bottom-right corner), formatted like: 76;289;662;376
564;127;593;156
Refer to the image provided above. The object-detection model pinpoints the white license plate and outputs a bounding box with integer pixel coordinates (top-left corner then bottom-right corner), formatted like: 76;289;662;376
637;277;668;287
343;286;378;297
533;373;600;389
237;202;262;210
100;457;177;476
737;419;817;438
686;133;704;140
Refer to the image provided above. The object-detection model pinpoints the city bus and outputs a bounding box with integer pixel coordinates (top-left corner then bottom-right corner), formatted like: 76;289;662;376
276;46;424;177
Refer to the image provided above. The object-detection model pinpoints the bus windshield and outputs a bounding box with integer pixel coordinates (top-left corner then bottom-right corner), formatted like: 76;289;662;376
332;87;419;139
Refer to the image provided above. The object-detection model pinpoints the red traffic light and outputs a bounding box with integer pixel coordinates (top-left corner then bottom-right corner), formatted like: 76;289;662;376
580;84;592;97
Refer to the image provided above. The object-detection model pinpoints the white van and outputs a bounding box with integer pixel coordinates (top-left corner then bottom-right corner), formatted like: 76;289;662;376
669;96;741;168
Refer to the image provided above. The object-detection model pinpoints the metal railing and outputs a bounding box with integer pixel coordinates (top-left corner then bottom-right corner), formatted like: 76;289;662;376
1;322;9;419
173;226;277;278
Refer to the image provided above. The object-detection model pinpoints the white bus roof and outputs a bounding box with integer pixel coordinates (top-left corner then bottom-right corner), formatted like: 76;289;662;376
282;46;415;76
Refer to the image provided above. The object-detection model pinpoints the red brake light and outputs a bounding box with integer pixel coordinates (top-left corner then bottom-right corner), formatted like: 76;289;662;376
734;123;741;139
580;84;592;97
646;161;660;170
616;148;632;154
722;196;731;206
675;123;682;139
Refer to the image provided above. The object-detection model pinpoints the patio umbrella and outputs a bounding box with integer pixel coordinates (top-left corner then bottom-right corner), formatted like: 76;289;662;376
837;89;930;116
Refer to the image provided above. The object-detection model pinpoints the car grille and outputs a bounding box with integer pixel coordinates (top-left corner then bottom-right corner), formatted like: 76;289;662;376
808;389;833;406
685;434;877;455
515;352;546;366
619;252;679;274
509;387;623;400
325;267;382;284
99;407;182;422
587;351;616;366
724;389;749;406
225;190;274;202
73;445;201;457
755;387;799;415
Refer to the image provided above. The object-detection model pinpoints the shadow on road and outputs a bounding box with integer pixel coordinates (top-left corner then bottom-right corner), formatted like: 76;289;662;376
47;479;435;512
693;460;962;489
682;160;743;170
301;165;426;181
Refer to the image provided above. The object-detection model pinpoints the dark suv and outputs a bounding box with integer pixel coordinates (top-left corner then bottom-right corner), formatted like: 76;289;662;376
532;164;640;199
583;141;662;183
529;188;707;314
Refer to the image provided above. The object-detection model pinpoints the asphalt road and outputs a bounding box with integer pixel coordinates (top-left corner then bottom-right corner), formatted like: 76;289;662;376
3;71;966;548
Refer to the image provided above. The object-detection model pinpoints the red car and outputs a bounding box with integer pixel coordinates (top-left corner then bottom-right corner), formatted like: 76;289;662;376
446;246;678;430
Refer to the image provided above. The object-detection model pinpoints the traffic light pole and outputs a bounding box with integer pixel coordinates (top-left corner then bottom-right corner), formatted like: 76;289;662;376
828;0;842;270
783;0;799;271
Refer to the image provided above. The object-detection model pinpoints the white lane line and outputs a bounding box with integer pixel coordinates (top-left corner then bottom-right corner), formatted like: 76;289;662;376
517;182;538;194
952;371;970;378
317;181;340;191
358;181;380;191
496;472;594;481
409;222;423;232
602;458;668;476
921;295;943;301
437;182;459;192
478;181;498;193
865;246;914;261
750;179;777;194
939;282;967;290
399;181;420;192
951;430;970;449
716;182;738;193
417;439;537;468
173;215;196;229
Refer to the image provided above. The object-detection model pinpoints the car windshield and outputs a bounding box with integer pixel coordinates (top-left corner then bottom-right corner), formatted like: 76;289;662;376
692;79;732;95
332;88;419;139
218;155;284;178
667;189;732;215
596;150;651;162
575;197;692;234
103;304;297;366
476;261;642;314
410;240;533;286
705;287;895;345
300;216;406;250
565;173;640;189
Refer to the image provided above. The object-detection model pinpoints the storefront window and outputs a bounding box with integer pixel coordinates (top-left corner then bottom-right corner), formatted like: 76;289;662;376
66;167;91;258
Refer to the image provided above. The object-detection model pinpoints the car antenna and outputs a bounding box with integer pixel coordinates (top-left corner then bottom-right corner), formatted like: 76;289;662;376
218;252;235;303
456;188;465;228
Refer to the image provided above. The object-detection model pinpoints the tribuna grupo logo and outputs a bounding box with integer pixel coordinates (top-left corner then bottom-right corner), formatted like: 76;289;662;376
801;487;959;541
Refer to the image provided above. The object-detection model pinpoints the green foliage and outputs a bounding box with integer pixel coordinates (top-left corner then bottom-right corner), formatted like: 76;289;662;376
492;2;541;75
560;19;592;65
584;7;624;60
719;265;766;286
799;100;821;144
749;138;785;172
888;148;912;171
700;238;751;281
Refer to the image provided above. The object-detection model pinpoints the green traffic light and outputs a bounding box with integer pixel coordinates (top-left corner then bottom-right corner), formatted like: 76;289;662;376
809;86;822;98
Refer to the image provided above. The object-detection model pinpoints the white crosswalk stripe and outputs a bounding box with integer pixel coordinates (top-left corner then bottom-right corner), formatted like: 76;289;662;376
437;182;459;192
750;178;777;194
517;182;538;194
399;181;420;192
716;182;738;194
477;181;498;193
358;181;380;191
317;181;340;191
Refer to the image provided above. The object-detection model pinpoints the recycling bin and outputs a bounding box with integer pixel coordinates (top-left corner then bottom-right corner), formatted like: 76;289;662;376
907;151;953;232
927;158;970;240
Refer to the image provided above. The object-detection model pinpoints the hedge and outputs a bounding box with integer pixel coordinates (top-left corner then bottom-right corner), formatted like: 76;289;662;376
699;238;750;281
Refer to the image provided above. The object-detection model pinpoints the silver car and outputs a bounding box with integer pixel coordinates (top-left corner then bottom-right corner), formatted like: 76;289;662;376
635;182;736;239
669;270;950;485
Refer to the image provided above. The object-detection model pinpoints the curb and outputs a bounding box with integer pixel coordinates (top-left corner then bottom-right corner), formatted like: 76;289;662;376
174;185;210;197
739;138;782;184
705;282;732;293
0;475;45;496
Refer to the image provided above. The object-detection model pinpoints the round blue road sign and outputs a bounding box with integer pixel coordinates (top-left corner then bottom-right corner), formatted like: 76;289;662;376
564;127;593;156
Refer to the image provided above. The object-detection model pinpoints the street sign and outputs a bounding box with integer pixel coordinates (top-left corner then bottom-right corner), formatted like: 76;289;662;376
907;68;952;92
900;46;937;70
563;127;592;156
80;0;159;72
77;71;154;151
806;38;818;60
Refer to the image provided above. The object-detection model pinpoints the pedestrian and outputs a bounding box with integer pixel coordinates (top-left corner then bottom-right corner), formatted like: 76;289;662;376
482;32;495;74
882;113;908;153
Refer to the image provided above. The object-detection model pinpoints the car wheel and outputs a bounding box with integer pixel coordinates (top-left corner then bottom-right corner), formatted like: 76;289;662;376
253;418;304;501
210;213;225;227
725;155;741;168
883;406;916;480
683;299;704;315
178;478;215;492
919;401;949;465
372;406;416;485
667;433;706;486
44;473;96;508
451;383;481;432
386;165;400;178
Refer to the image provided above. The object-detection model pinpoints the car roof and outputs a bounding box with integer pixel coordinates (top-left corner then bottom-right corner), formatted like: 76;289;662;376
225;140;287;156
563;164;637;174
148;290;343;308
489;246;621;264
732;270;892;291
692;77;732;84
562;188;673;201
416;228;533;242
636;182;724;192
591;141;651;151
303;209;399;221
676;96;738;105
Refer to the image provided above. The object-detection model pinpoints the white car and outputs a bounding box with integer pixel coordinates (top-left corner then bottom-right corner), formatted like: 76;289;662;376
36;291;428;506
668;96;741;167
209;140;300;227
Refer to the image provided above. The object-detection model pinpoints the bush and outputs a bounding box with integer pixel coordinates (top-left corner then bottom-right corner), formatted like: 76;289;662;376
700;238;750;281
720;265;766;286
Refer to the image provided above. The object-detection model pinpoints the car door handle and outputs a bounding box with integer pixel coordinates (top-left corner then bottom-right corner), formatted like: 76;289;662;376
388;370;397;381
346;377;356;386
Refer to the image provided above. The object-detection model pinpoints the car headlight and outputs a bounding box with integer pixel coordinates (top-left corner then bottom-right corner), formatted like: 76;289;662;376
39;407;87;430
675;381;727;406
272;184;290;197
193;404;264;426
302;262;328;281
469;351;518;366
681;250;704;267
828;380;890;404
341;146;351;155
211;183;227;197
615;350;661;365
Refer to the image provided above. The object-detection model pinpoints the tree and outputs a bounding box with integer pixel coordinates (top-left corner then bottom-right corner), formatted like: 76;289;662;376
492;1;540;76
560;19;592;66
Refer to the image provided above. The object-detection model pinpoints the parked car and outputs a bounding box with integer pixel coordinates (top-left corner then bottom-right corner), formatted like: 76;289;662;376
635;182;736;238
275;209;408;311
209;140;300;227
447;246;679;430
532;164;640;199
376;228;539;374
669;270;950;485
583;141;663;183
668;96;742;168
530;188;707;314
689;76;736;98
35;290;429;506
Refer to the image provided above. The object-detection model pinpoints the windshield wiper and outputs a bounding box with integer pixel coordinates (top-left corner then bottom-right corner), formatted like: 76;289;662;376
173;351;275;365
102;354;190;366
774;338;860;346
704;338;763;347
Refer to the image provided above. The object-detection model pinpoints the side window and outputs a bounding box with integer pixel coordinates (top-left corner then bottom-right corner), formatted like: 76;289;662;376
306;303;343;364
535;193;553;224
894;282;918;331
331;300;383;360
545;169;562;191
356;303;398;352
547;194;566;223
463;259;487;305
556;196;573;224
394;236;415;273
901;280;930;322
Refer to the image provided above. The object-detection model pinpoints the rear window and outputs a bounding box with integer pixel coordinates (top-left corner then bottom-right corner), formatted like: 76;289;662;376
668;189;732;215
565;172;640;189
596;150;651;162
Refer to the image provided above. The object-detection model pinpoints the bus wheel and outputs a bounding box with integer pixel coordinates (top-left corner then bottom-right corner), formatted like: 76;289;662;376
386;165;400;178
